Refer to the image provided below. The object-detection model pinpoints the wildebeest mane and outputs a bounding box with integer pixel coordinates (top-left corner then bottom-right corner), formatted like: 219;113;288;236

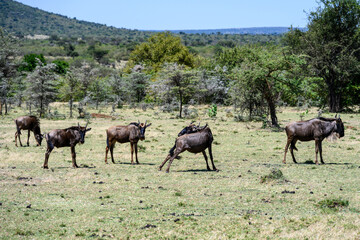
64;126;80;131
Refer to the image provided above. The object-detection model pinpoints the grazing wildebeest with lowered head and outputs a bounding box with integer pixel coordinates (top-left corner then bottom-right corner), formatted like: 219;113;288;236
14;116;43;147
159;124;218;173
43;122;91;169
283;115;344;165
105;121;151;164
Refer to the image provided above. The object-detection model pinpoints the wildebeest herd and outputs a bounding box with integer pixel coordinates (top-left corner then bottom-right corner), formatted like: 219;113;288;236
14;114;345;172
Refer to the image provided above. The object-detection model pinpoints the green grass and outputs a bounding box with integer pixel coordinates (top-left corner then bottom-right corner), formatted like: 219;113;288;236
0;104;360;239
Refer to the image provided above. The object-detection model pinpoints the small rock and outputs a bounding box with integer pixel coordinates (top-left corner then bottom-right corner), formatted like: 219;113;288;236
141;224;157;229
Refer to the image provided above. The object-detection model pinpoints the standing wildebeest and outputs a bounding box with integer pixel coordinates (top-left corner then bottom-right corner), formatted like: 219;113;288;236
15;116;43;147
283;115;344;165
43;123;91;169
105;121;151;164
159;124;218;173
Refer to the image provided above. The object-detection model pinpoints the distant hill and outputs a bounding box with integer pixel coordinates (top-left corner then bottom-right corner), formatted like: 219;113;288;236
152;27;306;35
0;0;151;38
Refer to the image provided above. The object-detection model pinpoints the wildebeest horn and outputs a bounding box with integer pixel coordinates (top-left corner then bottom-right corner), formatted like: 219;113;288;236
145;120;147;126
335;114;337;118
85;120;88;129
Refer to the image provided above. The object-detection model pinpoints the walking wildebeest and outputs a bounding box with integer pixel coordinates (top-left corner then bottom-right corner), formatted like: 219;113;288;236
14;116;43;147
105;121;151;164
159;124;218;173
43;123;91;169
283;115;345;165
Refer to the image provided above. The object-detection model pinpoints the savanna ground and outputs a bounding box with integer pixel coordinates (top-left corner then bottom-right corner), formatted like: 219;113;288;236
0;104;359;239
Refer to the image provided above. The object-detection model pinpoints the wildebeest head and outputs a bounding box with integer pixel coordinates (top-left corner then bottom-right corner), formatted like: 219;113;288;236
138;120;151;140
177;121;199;137
78;122;92;144
334;114;345;138
35;133;44;146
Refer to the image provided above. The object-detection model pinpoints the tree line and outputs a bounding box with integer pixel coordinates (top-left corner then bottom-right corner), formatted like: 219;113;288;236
1;0;360;127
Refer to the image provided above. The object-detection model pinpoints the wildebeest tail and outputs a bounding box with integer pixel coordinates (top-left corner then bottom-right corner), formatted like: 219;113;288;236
169;145;176;156
106;132;110;148
45;133;54;149
15;120;21;135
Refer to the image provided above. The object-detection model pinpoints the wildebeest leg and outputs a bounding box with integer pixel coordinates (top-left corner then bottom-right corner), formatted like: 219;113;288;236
283;138;292;164
165;149;184;173
105;145;109;164
71;146;79;168
27;130;30;146
130;142;134;165
159;154;171;171
110;145;115;164
208;145;217;171
314;139;320;165
134;143;139;164
43;146;54;169
15;131;23;147
319;141;324;164
290;139;298;163
202;151;211;170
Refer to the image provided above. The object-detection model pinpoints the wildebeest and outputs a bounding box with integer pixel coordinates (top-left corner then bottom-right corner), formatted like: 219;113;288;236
43;123;91;169
283;115;345;165
159;124;218;173
14;116;43;147
105;121;151;164
167;121;202;158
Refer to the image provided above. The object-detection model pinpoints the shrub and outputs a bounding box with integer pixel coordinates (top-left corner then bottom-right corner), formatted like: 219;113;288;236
316;198;349;212
260;168;285;183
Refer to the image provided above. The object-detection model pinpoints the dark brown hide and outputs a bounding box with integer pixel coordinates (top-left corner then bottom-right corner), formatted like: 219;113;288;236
14;116;43;147
43;125;91;169
105;122;151;164
283;117;344;164
159;126;217;173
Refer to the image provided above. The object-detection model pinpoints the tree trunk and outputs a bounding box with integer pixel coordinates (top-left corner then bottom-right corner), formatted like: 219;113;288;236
179;90;183;118
4;98;8;115
40;97;44;117
267;98;279;127
328;87;342;112
69;98;73;118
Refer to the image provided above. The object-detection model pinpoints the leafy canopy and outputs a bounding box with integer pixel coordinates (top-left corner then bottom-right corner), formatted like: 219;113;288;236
130;32;195;73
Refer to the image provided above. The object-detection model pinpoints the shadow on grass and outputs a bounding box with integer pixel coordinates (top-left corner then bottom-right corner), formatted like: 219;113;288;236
297;161;355;166
110;162;156;166
176;169;218;173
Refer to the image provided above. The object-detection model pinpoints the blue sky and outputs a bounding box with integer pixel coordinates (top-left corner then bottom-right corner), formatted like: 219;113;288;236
16;0;319;30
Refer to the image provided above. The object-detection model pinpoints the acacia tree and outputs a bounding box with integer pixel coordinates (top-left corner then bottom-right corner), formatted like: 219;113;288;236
129;32;195;73
228;45;301;127
0;29;18;114
285;0;360;112
25;62;58;117
152;63;199;118
58;69;80;118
